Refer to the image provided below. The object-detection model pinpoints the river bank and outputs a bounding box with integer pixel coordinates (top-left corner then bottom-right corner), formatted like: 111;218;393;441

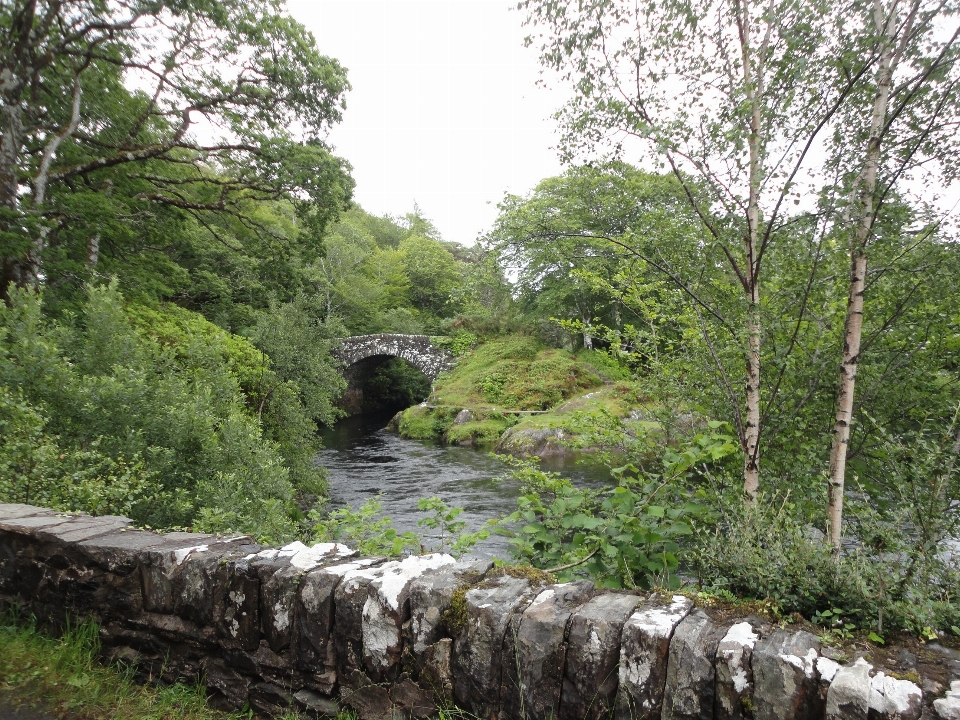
386;335;665;457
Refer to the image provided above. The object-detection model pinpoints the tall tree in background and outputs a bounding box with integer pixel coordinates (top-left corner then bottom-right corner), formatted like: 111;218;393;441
489;165;699;352
0;0;353;299
825;0;960;549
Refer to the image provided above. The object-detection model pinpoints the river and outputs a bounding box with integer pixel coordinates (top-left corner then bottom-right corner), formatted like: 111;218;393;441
316;410;615;558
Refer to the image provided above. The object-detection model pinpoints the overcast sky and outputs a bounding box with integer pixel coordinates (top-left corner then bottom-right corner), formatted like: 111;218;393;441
284;0;566;246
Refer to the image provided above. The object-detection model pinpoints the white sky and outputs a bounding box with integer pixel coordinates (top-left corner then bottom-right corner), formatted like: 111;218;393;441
284;0;566;246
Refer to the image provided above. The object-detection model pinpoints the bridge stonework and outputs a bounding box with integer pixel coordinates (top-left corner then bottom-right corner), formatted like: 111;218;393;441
334;334;454;381
0;502;946;720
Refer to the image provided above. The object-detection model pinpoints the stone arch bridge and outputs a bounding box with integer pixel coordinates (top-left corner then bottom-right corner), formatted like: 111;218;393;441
333;333;454;381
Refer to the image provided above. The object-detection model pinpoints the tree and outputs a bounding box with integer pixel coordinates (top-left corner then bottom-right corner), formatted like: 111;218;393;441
398;234;463;323
520;0;960;507
521;0;856;496
488;164;698;353
0;0;353;299
824;0;960;549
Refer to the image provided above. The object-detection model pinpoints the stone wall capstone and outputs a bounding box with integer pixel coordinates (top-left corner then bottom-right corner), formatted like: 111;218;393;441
0;503;956;720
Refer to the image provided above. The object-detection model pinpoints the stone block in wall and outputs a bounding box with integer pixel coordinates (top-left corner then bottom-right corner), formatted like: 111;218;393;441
139;533;253;624
254;640;296;688
616;594;693;720
332;558;392;689
405;558;493;674
714;620;761;720
420;638;454;705
661;608;727;720
499;581;594;720
825;657;923;720
251;542;356;653
220;556;262;652
297;564;346;688
752;629;822;720
203;656;252;711
77;526;167;574
452;573;539;720
1;510;173;623
559;591;642;720
361;553;457;683
294;689;342;718
249;681;294;716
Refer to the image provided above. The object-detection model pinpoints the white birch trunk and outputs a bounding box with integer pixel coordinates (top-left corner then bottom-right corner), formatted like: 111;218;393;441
826;0;899;550
739;0;767;500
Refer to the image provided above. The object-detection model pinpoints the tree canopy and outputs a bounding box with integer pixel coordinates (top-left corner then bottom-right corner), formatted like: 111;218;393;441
0;0;354;299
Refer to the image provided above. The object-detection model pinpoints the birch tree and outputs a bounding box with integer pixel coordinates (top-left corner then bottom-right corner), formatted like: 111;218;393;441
520;0;855;497
825;0;960;549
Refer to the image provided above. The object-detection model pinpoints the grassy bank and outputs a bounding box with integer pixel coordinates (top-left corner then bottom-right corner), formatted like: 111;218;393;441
396;335;651;453
0;614;307;720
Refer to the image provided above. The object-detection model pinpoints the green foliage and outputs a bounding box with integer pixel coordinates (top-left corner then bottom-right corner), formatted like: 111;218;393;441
398;406;451;441
0;283;307;540
434;335;603;411
494;451;713;590
444;416;516;446
431;330;479;357
0;387;163;518
693;478;960;637
309;497;420;557
417;496;490;558
399;235;464;325
576;349;632;382
246;296;346;497
2;0;355;300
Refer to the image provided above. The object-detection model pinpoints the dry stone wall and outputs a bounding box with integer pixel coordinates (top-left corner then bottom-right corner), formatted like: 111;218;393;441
1;503;958;720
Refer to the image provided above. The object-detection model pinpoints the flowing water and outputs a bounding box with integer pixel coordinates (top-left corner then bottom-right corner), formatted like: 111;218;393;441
316;409;614;558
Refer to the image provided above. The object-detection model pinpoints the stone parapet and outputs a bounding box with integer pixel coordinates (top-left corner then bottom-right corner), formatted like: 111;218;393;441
0;503;954;719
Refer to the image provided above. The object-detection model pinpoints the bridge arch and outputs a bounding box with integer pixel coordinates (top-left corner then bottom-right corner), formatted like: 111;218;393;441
334;334;454;381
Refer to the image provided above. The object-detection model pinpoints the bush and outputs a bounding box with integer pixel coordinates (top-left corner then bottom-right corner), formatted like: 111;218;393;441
0;283;304;539
693;481;960;637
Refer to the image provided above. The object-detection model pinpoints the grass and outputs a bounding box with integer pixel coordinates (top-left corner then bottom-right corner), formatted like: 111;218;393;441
429;336;603;411
0;613;328;720
398;336;633;446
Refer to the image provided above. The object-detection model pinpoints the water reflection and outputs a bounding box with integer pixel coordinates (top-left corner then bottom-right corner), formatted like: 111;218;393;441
316;410;614;558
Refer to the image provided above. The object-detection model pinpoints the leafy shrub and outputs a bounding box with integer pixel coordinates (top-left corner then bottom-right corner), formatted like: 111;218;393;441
417;496;489;557
495;454;709;590
576;348;632;382
0;283;303;539
694;479;960;636
309;496;420;556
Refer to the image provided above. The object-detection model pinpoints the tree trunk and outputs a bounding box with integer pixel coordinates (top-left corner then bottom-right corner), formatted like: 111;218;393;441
744;285;761;499
1;87;27;299
0;1;37;301
739;0;765;501
826;0;898;551
86;234;101;271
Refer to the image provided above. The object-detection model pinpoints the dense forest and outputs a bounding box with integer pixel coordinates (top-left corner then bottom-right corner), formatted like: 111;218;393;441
1;0;959;641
